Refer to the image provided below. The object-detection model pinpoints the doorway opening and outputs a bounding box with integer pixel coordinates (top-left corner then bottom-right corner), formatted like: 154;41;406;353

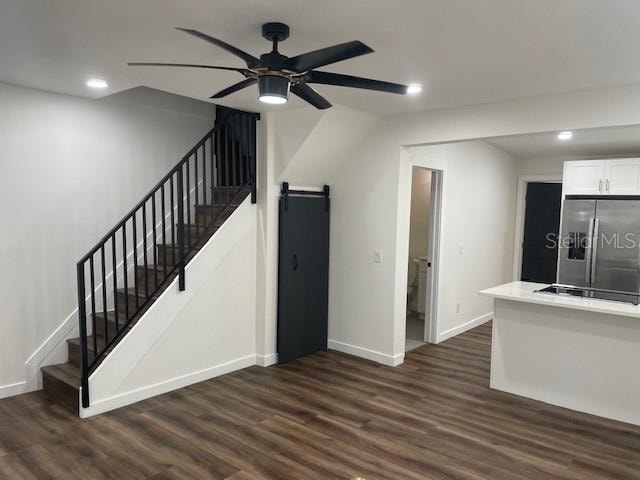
513;176;563;283
406;166;441;351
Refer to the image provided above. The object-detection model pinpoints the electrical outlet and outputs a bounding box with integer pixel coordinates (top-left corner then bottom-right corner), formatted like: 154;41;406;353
374;249;383;263
458;244;464;255
456;303;462;314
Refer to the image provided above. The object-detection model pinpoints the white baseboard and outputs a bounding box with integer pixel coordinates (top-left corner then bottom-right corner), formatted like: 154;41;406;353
0;381;29;400
437;312;493;343
255;353;277;367
328;339;404;367
80;354;256;418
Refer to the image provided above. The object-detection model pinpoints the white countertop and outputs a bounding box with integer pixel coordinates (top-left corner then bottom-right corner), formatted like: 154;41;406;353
480;281;640;319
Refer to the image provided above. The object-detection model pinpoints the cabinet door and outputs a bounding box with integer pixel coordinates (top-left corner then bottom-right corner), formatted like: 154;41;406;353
562;160;606;196
605;158;640;195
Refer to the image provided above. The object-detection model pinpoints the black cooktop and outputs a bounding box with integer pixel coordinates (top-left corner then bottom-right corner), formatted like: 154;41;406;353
536;285;640;306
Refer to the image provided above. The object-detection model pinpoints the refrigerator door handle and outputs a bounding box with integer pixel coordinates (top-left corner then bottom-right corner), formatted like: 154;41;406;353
590;218;600;284
585;218;595;283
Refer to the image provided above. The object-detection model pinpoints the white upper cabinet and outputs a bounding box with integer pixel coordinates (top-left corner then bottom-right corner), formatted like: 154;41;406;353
605;159;640;195
563;159;640;196
563;160;606;195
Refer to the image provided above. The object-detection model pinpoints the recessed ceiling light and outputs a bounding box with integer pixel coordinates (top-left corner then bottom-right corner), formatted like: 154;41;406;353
557;131;573;141
407;83;422;95
86;78;108;89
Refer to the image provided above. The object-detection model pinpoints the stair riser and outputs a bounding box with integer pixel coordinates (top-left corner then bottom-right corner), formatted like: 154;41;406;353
210;188;245;204
156;246;180;267
115;292;144;318
156;226;209;244
196;210;232;228
68;340;108;368
68;342;86;368
93;318;118;339
42;373;79;415
135;268;173;291
195;202;240;217
183;225;218;241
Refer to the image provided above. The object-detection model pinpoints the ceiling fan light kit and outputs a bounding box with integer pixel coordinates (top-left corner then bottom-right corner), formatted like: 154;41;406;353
258;75;290;104
129;22;413;109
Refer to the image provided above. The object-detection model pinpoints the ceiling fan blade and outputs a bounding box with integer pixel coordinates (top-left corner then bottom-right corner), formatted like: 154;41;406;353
128;62;250;74
285;41;373;72
291;84;332;109
306;71;408;95
175;27;261;68
210;78;257;99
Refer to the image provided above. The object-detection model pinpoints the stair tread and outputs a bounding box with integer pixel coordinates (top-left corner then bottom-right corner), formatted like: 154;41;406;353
90;311;135;330
160;242;203;249
94;309;139;327
136;263;172;271
195;203;239;211
183;223;219;231
41;363;81;389
117;286;163;298
67;335;111;350
195;203;241;210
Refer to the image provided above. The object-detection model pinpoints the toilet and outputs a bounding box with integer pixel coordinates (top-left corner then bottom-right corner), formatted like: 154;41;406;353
407;259;420;311
408;257;429;315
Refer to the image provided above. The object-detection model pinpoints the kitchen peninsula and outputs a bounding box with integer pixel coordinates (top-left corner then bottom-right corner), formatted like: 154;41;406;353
480;281;640;426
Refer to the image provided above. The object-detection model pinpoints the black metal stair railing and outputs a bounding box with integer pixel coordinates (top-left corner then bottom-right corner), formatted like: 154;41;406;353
76;109;258;408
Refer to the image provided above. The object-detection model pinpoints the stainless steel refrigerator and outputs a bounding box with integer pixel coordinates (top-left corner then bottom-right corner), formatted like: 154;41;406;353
557;198;640;293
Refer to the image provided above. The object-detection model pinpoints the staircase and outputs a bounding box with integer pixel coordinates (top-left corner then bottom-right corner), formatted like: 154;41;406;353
41;108;259;414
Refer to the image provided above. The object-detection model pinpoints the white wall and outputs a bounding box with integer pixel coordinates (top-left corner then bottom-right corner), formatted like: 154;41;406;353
326;83;640;365
83;198;256;417
405;142;517;342
517;156;566;176
0;82;215;397
253;106;381;366
327;139;517;364
254;113;280;366
273;105;379;185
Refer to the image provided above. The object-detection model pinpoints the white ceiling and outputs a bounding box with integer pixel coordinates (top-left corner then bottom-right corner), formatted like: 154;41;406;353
3;0;640;115
487;125;640;159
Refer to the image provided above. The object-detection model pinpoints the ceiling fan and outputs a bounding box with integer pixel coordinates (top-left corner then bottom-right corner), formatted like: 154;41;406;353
129;22;411;109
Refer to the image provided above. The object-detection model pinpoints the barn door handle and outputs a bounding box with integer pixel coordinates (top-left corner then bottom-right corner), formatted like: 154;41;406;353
292;254;298;271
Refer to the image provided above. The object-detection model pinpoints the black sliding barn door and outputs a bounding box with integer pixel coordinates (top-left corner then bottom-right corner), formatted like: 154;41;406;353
277;185;330;363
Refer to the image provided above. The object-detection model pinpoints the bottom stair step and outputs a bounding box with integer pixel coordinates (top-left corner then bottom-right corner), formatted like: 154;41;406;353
42;363;81;388
41;363;80;414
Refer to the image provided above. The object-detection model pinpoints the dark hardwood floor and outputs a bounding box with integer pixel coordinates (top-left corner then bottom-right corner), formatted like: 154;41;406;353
2;322;640;479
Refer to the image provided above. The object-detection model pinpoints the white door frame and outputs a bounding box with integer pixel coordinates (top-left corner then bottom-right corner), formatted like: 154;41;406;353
423;170;442;343
512;174;563;281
